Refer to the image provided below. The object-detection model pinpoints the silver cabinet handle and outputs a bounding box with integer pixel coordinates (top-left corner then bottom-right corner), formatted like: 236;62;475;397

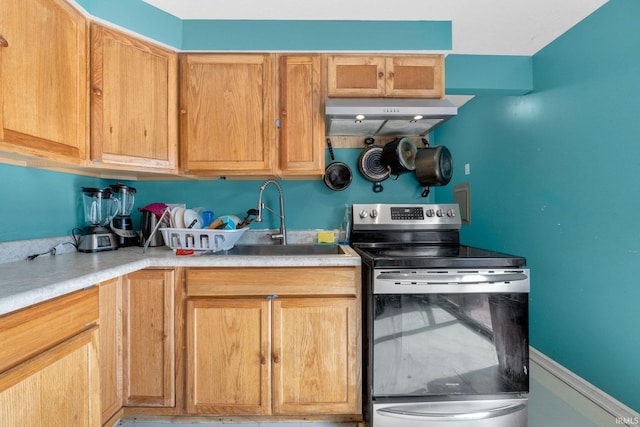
377;402;526;421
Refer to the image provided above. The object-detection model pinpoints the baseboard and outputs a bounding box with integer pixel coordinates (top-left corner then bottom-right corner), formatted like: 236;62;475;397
530;347;639;425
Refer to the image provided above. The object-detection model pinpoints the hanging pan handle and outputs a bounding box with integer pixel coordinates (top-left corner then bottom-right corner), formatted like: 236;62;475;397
327;138;336;161
422;186;430;198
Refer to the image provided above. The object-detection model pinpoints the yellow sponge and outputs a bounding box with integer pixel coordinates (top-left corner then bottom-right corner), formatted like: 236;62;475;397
317;232;335;244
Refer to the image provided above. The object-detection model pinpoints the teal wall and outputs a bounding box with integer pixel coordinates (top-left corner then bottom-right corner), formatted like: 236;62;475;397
0;164;110;241
0;150;432;242
76;0;452;51
134;150;432;231
434;0;640;411
75;0;533;95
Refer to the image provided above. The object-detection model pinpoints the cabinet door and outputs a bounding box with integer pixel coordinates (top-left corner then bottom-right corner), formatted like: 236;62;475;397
90;24;178;172
180;54;276;175
278;54;324;177
123;269;175;407
385;55;444;98
327;55;385;97
0;328;100;427
186;298;271;415
0;0;88;162
99;277;123;423
272;297;360;415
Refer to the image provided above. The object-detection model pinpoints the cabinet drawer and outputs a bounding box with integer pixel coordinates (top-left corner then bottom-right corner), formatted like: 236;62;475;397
187;267;358;297
0;287;99;373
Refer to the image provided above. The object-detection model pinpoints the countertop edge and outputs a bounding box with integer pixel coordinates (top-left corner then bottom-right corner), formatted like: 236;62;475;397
0;245;361;317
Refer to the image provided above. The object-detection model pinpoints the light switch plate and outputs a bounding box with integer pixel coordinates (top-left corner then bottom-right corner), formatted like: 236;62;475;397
453;182;471;225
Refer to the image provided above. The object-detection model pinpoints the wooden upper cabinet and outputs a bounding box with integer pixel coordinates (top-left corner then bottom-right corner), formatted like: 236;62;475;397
328;54;444;99
0;0;89;163
278;54;325;177
385;55;444;98
180;53;276;175
327;55;386;97
91;24;178;173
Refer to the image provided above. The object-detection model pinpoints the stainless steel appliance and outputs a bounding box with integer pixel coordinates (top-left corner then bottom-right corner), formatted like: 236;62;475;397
325;98;457;136
350;203;530;427
77;187;119;252
139;209;166;247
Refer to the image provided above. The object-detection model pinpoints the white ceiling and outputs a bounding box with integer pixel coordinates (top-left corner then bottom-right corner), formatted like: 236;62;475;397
142;0;608;55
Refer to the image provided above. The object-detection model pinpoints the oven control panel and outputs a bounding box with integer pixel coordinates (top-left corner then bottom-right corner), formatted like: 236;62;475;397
352;203;461;230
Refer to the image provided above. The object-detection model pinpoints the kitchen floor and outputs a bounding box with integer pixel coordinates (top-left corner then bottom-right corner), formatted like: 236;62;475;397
118;364;617;427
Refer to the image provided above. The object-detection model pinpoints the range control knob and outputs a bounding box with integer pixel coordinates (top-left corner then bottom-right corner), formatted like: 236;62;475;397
447;209;456;217
359;209;369;219
425;209;435;217
370;209;378;218
436;209;444;217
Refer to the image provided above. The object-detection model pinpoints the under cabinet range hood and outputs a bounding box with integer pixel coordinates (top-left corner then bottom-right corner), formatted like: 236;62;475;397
325;98;457;137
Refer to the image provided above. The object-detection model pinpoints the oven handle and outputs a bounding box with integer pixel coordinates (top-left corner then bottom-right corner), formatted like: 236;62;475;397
377;401;527;421
376;272;528;284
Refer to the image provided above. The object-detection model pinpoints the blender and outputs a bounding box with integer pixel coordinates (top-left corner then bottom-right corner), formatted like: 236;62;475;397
110;183;140;247
78;187;120;252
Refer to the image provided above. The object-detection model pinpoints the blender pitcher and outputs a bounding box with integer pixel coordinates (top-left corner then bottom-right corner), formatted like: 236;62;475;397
77;187;119;252
110;183;136;217
82;187;119;226
110;183;139;247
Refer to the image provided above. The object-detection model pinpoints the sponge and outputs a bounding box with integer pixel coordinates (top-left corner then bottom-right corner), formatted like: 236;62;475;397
317;232;335;244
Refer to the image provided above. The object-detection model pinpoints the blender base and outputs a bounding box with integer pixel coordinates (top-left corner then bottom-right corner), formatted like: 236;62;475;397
111;216;140;247
78;226;118;252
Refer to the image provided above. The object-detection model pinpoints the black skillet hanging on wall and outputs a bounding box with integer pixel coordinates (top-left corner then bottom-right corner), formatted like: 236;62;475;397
323;138;353;191
415;138;453;197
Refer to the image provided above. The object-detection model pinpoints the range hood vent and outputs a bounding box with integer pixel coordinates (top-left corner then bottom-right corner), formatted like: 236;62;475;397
325;98;457;137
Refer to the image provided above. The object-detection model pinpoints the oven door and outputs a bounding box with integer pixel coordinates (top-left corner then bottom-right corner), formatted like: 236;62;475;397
371;269;529;399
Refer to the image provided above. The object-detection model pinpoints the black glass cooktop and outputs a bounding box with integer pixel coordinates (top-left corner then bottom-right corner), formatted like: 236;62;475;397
352;244;526;269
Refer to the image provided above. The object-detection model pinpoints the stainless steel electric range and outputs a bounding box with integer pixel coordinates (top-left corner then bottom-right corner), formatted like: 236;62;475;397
350;203;530;427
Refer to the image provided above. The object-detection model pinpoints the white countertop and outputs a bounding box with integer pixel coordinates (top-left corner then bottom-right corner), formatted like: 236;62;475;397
0;245;360;317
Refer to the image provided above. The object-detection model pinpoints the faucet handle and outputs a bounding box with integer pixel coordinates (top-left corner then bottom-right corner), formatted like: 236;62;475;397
270;232;284;241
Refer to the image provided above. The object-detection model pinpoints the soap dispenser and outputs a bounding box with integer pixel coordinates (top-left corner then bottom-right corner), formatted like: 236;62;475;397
338;205;352;244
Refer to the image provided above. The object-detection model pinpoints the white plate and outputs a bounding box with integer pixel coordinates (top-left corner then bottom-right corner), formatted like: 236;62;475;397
183;209;203;229
169;207;179;227
172;207;186;228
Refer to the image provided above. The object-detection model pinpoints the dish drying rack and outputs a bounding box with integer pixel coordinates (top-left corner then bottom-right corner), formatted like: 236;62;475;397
159;227;247;252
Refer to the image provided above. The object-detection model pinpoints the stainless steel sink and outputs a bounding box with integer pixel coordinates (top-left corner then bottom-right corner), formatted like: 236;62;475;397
203;244;346;256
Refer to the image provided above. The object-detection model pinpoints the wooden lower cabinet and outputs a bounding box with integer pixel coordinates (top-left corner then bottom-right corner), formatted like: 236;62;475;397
187;298;271;415
99;277;124;424
185;266;361;417
0;288;100;427
123;269;176;408
98;268;182;423
272;298;359;415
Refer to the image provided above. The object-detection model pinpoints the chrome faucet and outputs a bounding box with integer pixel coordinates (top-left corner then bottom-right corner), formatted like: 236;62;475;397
256;179;287;245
